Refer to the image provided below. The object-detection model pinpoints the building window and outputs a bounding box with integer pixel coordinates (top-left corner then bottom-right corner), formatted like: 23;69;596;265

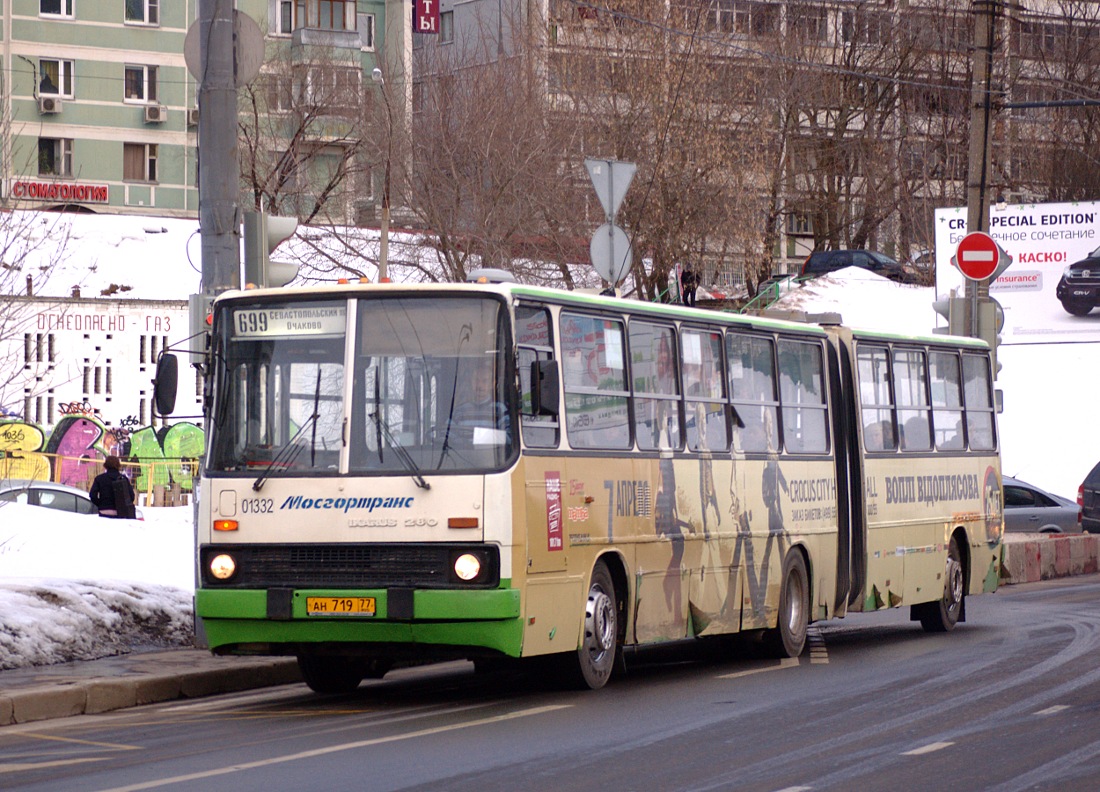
361;13;375;50
124;142;158;182
277;0;294;34
125;65;158;103
38;138;73;177
293;0;356;31
125;0;159;25
39;60;74;97
41;0;74;17
441;10;454;43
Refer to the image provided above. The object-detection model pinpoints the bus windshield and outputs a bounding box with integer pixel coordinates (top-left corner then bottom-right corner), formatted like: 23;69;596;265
208;295;517;477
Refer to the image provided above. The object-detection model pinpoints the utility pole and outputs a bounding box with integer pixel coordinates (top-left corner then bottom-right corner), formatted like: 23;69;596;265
964;0;1000;337
197;0;240;297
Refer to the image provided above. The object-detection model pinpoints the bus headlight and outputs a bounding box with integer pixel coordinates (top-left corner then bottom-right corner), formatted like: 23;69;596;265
209;553;237;580
453;553;482;581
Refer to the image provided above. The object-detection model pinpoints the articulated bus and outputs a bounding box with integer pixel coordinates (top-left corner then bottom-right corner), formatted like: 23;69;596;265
156;282;1003;693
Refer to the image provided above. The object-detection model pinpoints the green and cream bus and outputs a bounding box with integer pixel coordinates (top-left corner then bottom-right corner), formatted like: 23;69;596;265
156;281;1003;693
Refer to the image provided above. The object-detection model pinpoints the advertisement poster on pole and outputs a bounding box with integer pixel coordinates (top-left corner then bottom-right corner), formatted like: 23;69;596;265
934;200;1100;344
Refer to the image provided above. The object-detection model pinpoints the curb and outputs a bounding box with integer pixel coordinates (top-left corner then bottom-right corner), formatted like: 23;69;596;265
0;657;301;726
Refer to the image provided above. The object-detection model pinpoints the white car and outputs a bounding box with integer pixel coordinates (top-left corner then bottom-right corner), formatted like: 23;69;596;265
0;479;143;519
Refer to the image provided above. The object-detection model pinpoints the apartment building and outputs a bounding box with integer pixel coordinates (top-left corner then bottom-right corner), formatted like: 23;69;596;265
3;0;408;222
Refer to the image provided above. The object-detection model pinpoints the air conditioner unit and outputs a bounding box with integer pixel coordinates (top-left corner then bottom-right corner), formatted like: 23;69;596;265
186;108;199;127
38;96;62;114
144;104;167;124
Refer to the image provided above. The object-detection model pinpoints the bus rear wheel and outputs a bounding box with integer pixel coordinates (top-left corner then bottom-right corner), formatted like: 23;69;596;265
764;551;809;658
568;561;619;690
297;654;364;694
918;535;965;633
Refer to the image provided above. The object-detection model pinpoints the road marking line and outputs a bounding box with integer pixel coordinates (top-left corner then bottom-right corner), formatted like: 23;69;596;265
1035;705;1070;716
0;758;108;773
92;704;572;792
20;732;141;751
719;657;800;679
772;787;814;792
902;741;954;756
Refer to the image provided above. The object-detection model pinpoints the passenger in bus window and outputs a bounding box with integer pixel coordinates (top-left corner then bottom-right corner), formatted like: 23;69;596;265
864;419;895;451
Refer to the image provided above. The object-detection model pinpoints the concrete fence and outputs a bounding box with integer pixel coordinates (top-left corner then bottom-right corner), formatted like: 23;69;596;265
1001;533;1100;585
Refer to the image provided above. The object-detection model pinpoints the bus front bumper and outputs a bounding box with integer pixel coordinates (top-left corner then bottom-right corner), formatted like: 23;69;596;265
195;586;523;657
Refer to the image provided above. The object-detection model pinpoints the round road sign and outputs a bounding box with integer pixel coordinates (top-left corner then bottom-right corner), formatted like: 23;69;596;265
955;231;1000;280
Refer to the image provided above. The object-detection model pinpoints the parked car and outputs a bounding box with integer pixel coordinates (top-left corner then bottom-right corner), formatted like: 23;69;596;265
1055;245;1100;316
1079;461;1100;533
0;478;143;519
799;249;918;284
1003;476;1081;534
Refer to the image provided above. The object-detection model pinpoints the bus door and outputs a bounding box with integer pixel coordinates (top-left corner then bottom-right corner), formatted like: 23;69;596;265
825;332;861;617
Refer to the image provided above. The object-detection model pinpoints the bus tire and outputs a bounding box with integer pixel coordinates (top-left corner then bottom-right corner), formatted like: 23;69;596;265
918;535;965;633
297;654;364;694
764;551;809;658
570;561;619;690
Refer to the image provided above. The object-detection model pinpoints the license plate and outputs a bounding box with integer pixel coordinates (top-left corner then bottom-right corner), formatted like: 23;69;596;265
306;596;376;616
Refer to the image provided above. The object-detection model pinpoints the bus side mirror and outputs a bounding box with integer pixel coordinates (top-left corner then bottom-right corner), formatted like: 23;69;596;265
531;360;559;416
153;353;179;416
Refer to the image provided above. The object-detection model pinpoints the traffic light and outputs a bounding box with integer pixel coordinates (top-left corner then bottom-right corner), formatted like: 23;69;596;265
932;294;967;336
977;297;1004;378
188;292;214;357
243;211;299;288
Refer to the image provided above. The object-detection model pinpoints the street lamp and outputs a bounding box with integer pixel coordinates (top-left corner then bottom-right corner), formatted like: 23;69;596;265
371;67;392;283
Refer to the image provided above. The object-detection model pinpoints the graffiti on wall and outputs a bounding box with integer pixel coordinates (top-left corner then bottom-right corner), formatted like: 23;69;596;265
0;411;204;492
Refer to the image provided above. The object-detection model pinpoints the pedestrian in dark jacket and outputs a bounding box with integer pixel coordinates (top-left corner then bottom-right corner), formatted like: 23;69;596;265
89;456;136;519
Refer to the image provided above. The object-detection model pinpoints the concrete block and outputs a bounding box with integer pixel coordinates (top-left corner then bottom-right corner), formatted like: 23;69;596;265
0;696;13;726
1039;540;1056;579
10;686;85;724
1002;541;1028;583
85;680;138;714
1054;537;1070;577
1024;541;1041;582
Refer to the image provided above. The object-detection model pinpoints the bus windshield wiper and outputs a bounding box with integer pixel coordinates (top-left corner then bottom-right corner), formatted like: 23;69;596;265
251;412;319;491
369;411;431;490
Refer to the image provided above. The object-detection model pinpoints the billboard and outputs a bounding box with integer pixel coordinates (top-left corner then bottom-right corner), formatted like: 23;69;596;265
934;200;1100;344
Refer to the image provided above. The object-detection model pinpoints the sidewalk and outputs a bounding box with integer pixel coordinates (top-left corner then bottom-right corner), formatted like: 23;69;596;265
0;532;1093;727
0;649;300;726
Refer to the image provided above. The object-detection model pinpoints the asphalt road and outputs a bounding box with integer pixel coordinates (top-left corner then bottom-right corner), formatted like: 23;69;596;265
4;576;1100;792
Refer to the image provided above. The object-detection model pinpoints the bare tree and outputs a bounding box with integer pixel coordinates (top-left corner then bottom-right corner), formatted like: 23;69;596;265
407;4;590;285
551;1;769;300
237;41;367;226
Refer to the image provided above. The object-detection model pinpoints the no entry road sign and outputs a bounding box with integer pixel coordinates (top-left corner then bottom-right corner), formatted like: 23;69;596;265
954;231;1001;280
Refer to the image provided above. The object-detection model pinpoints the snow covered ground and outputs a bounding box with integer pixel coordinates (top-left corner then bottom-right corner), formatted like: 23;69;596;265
0;504;194;670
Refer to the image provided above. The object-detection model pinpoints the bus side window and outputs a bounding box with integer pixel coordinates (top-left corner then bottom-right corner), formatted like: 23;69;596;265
727;333;778;453
778;339;829;454
857;344;896;452
893;348;931;451
561;312;630;450
962;353;996;450
929;351;964;450
516;305;559;449
630;321;681;451
682;328;728;453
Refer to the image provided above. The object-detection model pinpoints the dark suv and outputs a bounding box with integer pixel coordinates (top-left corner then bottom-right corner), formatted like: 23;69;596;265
800;249;914;283
1079;461;1100;533
1055;246;1100;316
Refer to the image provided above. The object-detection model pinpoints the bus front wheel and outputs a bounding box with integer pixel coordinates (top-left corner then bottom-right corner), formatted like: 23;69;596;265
764;551;809;658
569;561;619;690
917;535;965;633
297;654;364;695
